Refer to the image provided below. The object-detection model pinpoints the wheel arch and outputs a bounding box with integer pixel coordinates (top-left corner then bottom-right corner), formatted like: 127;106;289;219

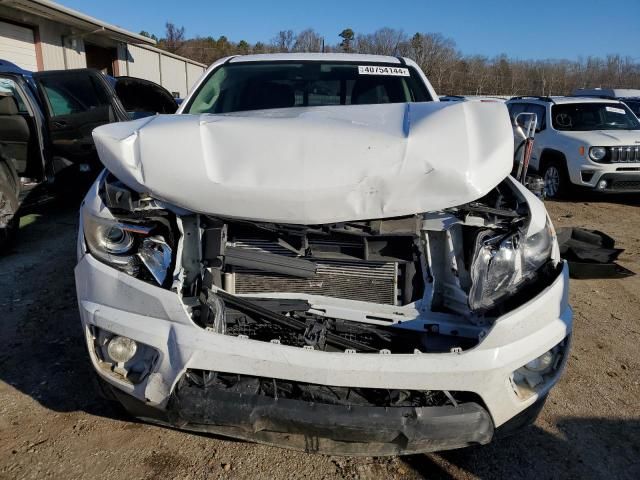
538;149;568;172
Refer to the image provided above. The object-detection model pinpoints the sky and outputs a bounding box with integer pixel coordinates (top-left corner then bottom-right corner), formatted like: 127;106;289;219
58;0;640;61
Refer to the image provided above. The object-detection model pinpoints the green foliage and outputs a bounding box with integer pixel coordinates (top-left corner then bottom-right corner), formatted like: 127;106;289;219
139;30;158;42
339;28;354;52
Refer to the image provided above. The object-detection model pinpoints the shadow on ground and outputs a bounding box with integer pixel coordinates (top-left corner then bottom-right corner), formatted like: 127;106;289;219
0;199;129;422
402;417;640;479
550;190;640;206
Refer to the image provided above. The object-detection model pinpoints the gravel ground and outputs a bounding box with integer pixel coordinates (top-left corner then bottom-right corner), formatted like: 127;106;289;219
0;193;638;480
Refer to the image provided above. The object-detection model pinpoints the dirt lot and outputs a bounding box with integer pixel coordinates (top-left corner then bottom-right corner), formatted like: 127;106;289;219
0;193;639;480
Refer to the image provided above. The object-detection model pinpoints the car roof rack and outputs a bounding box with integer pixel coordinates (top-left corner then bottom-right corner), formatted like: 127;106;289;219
510;96;555;103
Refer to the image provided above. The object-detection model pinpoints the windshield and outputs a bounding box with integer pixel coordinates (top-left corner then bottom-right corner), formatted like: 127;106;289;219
185;61;432;114
552;102;640;131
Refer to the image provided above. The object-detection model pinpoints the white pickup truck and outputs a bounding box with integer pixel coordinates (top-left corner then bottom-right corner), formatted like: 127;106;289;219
75;53;572;455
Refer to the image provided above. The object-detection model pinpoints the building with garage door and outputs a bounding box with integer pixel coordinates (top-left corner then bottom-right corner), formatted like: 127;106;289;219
0;0;205;98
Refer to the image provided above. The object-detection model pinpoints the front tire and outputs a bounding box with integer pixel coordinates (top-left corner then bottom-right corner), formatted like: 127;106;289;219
541;160;570;199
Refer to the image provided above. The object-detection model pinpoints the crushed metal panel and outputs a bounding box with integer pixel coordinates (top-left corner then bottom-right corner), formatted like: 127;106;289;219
92;101;513;224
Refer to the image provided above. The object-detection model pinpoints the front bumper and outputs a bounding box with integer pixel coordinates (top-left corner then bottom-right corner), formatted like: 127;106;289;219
75;254;572;455
591;172;640;192
571;161;640;192
98;373;496;455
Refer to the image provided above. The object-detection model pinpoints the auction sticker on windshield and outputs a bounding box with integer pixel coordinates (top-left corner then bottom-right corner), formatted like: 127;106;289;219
358;65;410;76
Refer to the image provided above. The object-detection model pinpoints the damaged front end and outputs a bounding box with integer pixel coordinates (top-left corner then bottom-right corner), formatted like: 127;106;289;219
76;168;569;455
178;178;559;356
89;170;561;356
75;101;571;455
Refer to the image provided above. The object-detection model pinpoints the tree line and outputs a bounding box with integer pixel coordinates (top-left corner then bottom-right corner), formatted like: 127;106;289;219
141;24;640;96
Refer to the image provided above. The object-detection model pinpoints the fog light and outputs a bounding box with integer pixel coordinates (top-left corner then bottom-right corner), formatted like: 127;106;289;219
511;338;569;399
524;350;554;373
597;180;608;190
107;336;137;364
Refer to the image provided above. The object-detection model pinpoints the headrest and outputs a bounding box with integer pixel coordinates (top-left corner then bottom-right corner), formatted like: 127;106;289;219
243;82;295;110
0;95;19;115
351;78;389;105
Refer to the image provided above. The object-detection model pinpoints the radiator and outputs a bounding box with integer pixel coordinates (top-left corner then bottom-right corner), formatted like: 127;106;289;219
228;239;399;305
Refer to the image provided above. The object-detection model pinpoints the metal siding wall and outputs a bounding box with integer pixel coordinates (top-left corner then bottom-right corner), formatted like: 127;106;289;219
0;6;89;70
31;20;62;69
125;44;161;84
64;36;86;69
186;63;205;94
38;21;85;69
115;42;128;76
0;4;205;90
0;21;38;71
160;54;185;97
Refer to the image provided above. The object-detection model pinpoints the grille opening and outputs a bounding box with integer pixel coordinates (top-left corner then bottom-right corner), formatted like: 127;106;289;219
607;146;640;163
181;369;482;408
228;237;417;306
611;180;640;190
233;261;400;305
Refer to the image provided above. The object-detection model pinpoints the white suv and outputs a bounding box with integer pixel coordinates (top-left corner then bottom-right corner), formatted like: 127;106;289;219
507;96;640;198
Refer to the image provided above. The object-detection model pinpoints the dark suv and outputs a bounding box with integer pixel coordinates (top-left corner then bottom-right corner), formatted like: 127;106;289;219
0;60;178;249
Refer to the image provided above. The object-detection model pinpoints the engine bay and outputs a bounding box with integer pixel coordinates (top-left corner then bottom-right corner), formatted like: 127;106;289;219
99;175;561;355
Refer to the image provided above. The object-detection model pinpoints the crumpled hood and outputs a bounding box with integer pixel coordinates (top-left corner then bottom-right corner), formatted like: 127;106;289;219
92;102;513;224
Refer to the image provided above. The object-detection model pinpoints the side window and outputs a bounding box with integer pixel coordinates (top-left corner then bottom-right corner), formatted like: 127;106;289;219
524;103;547;130
507;103;526;124
624;100;640;117
0;77;28;113
38;75;111;117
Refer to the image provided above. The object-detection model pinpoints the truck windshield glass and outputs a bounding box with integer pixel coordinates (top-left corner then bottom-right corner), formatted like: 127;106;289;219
186;62;432;114
552;103;640;131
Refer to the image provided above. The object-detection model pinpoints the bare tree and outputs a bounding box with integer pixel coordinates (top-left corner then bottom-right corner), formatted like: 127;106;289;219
152;24;640;95
292;29;323;52
355;28;407;56
272;30;294;52
163;22;185;53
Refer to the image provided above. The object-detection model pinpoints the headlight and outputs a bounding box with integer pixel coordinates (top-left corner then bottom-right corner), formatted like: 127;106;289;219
589;146;606;162
522;217;555;272
82;210;173;285
468;218;555;312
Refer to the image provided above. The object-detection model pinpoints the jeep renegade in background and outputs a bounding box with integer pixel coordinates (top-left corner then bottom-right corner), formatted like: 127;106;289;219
507;96;640;198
